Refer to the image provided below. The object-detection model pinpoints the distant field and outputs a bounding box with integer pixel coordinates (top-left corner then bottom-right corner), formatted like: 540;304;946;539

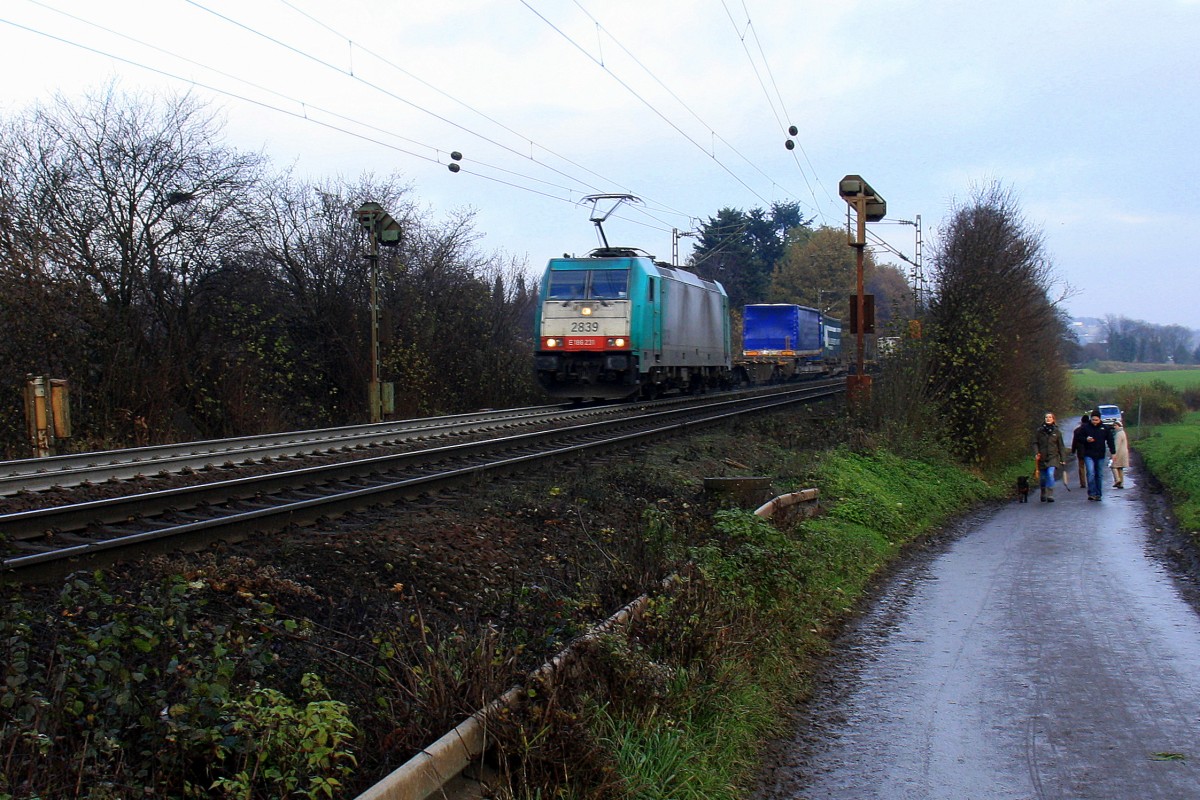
1072;369;1200;390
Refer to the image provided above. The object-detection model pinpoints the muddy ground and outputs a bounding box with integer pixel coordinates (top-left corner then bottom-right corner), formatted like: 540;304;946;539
5;413;831;795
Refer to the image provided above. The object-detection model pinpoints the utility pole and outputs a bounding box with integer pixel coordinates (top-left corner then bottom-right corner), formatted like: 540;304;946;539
896;215;924;310
672;227;698;267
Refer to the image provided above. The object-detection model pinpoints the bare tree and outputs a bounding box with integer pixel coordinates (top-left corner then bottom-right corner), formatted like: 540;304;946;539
0;85;264;444
0;86;540;449
252;175;540;420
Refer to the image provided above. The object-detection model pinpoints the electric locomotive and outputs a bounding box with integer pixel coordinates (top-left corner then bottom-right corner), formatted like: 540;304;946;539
533;248;731;401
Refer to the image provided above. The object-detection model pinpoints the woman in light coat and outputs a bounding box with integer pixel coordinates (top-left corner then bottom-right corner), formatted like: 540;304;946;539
1110;420;1129;488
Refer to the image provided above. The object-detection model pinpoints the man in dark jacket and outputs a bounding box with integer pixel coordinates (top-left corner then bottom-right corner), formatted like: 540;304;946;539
1034;412;1067;503
1079;411;1116;501
1068;414;1089;489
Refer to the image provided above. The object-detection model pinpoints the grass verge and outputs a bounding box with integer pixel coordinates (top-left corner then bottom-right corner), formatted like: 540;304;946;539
1134;410;1200;534
498;446;1000;799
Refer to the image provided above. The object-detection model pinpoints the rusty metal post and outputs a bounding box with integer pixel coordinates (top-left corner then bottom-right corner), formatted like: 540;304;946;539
49;379;71;441
854;199;867;384
24;376;48;458
838;176;885;406
357;202;402;424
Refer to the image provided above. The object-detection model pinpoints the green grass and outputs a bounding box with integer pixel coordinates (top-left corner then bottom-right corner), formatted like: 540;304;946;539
1135;411;1200;532
592;670;775;800
1072;369;1200;391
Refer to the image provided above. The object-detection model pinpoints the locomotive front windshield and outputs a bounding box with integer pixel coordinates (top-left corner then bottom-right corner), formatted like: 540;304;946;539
547;269;629;301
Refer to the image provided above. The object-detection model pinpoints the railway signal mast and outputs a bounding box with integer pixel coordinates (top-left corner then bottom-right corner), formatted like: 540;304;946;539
355;202;402;423
838;175;886;406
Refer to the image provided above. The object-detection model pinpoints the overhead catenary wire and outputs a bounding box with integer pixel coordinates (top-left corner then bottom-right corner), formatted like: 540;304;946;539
4;2;807;258
718;0;832;216
866;228;917;266
0;15;624;214
568;0;812;214
189;0;693;232
18;0;441;161
0;17;437;165
6;9;636;209
276;0;691;222
4;11;687;245
519;0;778;210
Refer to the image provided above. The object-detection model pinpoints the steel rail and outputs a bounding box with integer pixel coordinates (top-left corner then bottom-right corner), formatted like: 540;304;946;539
0;386;785;496
1;382;841;581
0;403;578;496
0;386;820;535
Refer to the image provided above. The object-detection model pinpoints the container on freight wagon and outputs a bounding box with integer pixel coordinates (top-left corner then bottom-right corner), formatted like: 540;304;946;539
742;304;822;357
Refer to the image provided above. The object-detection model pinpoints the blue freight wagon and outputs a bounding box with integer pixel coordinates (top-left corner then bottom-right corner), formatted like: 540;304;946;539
742;304;823;356
734;304;842;383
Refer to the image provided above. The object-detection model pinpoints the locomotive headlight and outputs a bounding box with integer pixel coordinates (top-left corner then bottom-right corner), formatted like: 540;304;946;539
580;306;593;316
609;337;627;347
545;338;559;348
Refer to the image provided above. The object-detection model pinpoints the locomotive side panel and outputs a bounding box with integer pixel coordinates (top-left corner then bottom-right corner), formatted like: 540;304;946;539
659;268;730;368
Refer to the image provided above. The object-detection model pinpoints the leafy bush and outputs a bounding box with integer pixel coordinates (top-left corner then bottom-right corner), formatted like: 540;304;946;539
1077;380;1191;426
1182;385;1200;411
0;571;354;798
207;674;357;800
691;510;807;613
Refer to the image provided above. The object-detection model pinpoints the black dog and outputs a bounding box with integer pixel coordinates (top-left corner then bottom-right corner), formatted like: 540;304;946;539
1016;475;1030;502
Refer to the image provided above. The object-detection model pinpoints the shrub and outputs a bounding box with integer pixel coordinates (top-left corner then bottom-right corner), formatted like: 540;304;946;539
1113;380;1187;426
1076;380;1189;427
206;674;357;800
0;571;349;798
1182;385;1200;411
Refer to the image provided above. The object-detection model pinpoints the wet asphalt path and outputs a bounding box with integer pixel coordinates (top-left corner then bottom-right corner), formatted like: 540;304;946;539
755;468;1200;799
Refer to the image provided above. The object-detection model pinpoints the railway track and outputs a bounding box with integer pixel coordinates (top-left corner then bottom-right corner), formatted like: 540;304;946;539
0;382;841;582
0;402;597;497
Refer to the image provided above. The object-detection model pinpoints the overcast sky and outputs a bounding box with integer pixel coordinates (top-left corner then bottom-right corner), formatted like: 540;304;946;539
2;0;1197;329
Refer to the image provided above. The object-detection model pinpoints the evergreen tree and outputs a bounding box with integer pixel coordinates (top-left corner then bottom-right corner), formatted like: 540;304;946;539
688;201;812;309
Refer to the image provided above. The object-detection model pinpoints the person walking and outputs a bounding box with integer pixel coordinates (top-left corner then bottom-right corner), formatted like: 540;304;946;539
1069;414;1089;489
1080;411;1116;501
1110;420;1129;488
1034;412;1067;503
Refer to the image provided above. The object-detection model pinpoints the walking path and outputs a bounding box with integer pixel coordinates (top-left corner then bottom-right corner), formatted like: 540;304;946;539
755;466;1200;800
